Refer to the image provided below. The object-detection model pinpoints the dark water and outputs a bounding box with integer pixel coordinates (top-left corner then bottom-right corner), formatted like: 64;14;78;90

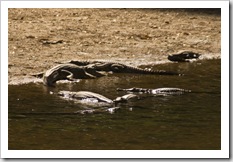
8;59;221;150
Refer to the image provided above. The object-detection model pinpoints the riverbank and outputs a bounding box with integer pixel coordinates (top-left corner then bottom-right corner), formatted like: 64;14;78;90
8;8;221;85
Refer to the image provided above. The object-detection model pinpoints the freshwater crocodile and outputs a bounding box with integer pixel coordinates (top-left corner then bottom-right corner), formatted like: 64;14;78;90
58;90;139;105
117;87;191;95
58;90;114;104
33;60;181;86
168;51;201;62
39;63;106;86
58;90;140;114
60;60;181;75
57;88;190;114
58;88;189;106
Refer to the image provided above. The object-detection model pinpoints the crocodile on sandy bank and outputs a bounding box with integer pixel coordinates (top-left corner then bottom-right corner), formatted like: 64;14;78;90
34;63;107;86
168;51;201;62
63;60;180;75
33;60;181;86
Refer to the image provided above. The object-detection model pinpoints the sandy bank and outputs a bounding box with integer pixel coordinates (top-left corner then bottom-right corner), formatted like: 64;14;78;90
8;8;221;85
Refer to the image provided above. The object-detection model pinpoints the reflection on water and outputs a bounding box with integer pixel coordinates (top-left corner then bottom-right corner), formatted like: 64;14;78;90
8;59;221;150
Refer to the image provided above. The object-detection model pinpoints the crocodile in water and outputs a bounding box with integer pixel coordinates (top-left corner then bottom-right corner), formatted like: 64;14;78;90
57;88;190;113
58;90;139;105
117;87;191;95
57;90;140;114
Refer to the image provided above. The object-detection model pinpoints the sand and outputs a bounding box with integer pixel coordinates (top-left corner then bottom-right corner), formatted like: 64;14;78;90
8;8;221;85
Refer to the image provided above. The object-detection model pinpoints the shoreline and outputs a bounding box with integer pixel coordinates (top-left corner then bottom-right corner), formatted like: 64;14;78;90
8;9;221;85
8;54;221;85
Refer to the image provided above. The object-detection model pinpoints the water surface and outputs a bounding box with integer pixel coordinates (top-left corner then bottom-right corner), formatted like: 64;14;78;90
8;59;221;150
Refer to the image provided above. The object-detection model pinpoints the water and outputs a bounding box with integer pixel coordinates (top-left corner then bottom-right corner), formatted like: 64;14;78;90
8;59;221;150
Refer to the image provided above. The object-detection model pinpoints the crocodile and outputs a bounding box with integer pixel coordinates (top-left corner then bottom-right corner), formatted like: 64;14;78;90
113;94;140;103
56;88;192;114
37;63;106;86
58;90;114;104
117;87;191;95
168;51;201;62
33;60;181;86
58;90;140;105
57;88;189;106
57;90;141;114
60;60;181;75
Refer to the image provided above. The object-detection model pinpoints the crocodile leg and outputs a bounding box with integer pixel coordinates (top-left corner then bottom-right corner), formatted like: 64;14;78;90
84;64;108;77
66;68;97;79
60;69;97;81
60;69;79;82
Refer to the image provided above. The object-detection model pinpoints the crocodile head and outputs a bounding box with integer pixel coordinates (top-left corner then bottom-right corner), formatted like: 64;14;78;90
113;94;139;103
43;70;59;86
43;69;69;86
43;66;73;86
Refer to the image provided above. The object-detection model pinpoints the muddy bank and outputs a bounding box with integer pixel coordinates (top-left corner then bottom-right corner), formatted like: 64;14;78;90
8;8;221;85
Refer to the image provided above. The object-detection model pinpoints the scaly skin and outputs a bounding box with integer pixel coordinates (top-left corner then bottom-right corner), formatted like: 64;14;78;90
58;91;122;114
34;60;181;86
57;90;142;114
56;89;190;114
57;88;190;106
58;91;141;104
63;60;181;75
168;51;201;62
43;63;105;86
113;94;140;103
117;87;191;95
58;91;114;103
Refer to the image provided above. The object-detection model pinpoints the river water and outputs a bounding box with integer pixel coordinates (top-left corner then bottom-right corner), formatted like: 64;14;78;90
8;59;221;150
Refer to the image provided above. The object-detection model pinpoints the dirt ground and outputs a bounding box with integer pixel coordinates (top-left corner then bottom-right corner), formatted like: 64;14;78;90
8;8;221;84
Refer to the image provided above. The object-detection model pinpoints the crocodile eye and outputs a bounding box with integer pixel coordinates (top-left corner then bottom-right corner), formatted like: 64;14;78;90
111;64;124;71
47;71;59;84
112;66;119;71
52;71;59;78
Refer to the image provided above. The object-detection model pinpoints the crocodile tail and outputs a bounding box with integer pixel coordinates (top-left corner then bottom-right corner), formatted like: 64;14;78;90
151;88;191;94
124;66;180;75
149;69;181;75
